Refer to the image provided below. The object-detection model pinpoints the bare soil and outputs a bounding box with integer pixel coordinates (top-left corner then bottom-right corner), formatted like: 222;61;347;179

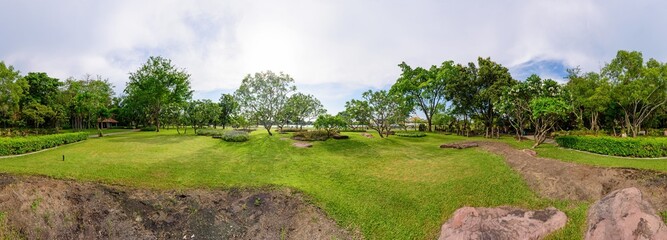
473;141;667;211
0;174;358;240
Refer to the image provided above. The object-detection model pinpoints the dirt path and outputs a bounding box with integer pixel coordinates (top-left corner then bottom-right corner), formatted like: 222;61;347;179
471;141;667;211
0;174;357;240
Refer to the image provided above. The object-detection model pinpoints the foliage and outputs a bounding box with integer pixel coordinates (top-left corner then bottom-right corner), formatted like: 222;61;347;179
314;114;347;137
0;62;28;128
124;56;193;132
392;61;453;131
0;132;88;156
361;90;408;138
291;130;329;141
395;131;427;137
221;130;250;142
279;93;324;130
418;123;427;132
555;135;667;158
234;71;296;136
565;69;611;131
340;99;371;130
603;50;667;137
218;94;238;129
140;126;157;131
186;100;221;133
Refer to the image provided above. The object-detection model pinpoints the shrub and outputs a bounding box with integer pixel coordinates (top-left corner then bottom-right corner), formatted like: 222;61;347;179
279;128;306;133
233;128;255;133
341;129;367;132
0;132;89;156
555;135;667;158
396;132;427;138
221;130;250;142
418;123;427;132
196;129;226;136
140;126;156;132
292;131;329;141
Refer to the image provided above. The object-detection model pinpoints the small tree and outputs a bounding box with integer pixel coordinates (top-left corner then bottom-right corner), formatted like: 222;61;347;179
530;97;570;148
362;90;405;138
314;114;347;137
218;93;238;129
234;71;296;136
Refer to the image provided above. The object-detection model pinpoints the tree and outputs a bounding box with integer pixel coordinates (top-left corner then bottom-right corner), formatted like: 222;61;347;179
286;93;324;129
234;71;296;136
186;100;221;134
565;68;611;132
446;63;478;136
530;97;570;148
218;93;238;129
0;62;27;128
342;99;371;130
21;72;62;129
124;56;192;132
362;90;404;138
497;75;544;140
602;50;667;137
314;114;347;137
392;61;453;132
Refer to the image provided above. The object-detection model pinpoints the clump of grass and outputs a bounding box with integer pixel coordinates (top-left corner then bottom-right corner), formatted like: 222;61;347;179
196;129;226;136
395;132;427;137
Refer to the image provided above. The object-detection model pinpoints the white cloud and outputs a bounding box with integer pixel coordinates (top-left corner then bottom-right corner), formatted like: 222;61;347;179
1;0;666;113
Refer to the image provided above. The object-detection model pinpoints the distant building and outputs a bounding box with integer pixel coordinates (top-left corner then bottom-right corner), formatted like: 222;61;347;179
98;118;119;129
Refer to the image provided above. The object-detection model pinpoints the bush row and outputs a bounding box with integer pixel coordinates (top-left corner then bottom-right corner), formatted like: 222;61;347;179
0;132;89;156
221;130;250;142
396;132;427;137
196;129;226;136
555;135;667;158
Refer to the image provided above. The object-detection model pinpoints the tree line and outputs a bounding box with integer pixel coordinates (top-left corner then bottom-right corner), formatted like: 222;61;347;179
2;50;665;145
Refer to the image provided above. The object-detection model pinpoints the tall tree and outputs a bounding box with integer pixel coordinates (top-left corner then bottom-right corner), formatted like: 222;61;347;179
341;99;371;130
234;71;296;135
21;72;62;128
565;68;611;132
286;93;324;129
0;62;27;128
602;50;667;137
446;63;478;136
124;56;192;132
392;61;452;132
218;93;238;129
362;90;404;138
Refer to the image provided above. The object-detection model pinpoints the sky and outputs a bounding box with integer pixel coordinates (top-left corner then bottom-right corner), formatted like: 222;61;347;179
1;0;666;114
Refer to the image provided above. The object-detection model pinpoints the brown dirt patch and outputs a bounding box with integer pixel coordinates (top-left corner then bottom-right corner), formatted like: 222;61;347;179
0;174;358;239
292;142;313;148
471;141;667;211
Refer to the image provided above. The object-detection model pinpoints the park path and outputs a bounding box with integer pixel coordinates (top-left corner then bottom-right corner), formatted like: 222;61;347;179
469;141;667;211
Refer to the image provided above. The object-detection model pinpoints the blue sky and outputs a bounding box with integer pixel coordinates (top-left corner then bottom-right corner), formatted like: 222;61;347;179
1;0;666;114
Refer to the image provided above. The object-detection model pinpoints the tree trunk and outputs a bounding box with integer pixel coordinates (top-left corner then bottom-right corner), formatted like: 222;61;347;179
265;125;273;136
427;117;432;132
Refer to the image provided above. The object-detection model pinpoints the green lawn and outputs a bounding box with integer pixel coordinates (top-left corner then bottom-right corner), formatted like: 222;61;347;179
491;137;667;172
59;128;135;136
0;130;587;239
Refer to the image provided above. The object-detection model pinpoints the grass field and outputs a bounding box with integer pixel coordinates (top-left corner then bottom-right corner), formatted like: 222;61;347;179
495;137;667;172
0;130;595;239
59;128;135;136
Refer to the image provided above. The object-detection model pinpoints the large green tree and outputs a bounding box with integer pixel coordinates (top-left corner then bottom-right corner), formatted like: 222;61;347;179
0;62;27;128
362;90;405;138
285;93;324;130
124;56;192;132
565;68;611;132
234;71;296;135
602;50;667;137
218;93;238;129
392;61;454;132
21;72;62;128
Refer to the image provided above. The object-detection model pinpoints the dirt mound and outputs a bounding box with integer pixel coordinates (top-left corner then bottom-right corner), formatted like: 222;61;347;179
0;174;357;239
474;141;667;212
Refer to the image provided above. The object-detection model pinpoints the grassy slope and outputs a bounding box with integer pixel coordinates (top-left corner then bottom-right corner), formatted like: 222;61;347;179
0;130;586;239
492;137;667;172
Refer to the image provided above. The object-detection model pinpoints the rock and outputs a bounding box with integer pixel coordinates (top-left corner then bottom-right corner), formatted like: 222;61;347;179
440;143;478;149
621;133;628;138
361;133;373;138
663;130;667;136
439;206;567;240
292;142;313;148
522;149;537;157
585;187;667;240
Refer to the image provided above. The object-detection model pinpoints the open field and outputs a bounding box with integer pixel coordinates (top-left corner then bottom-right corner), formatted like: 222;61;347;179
0;130;594;239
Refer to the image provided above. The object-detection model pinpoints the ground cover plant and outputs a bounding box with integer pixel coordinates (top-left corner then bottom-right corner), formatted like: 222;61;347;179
0;130;587;239
220;130;250;142
555;135;667;158
0;132;88;156
395;131;427;137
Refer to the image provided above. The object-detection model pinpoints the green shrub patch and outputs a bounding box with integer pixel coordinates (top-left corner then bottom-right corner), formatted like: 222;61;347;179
291;131;329;141
0;132;89;156
396;132;427;138
221;131;250;142
555;135;667;158
196;129;226;136
140;126;157;132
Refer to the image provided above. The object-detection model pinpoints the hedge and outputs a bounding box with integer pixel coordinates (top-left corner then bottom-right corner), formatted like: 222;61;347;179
555;135;667;158
396;132;427;138
196;129;226;136
292;131;329;141
0;132;89;156
221;130;250;142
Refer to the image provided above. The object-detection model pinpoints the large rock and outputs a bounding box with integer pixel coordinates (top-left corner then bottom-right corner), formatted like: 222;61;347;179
440;142;478;149
439;206;567;240
585;187;667;240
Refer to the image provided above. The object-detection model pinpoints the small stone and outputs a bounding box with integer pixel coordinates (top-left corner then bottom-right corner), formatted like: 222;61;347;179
135;216;142;222
585;187;667;240
522;149;537;157
292;142;312;148
361;133;373;138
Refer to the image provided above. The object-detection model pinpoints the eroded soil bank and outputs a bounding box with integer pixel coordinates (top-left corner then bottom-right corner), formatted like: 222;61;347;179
475;141;667;212
0;174;357;240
